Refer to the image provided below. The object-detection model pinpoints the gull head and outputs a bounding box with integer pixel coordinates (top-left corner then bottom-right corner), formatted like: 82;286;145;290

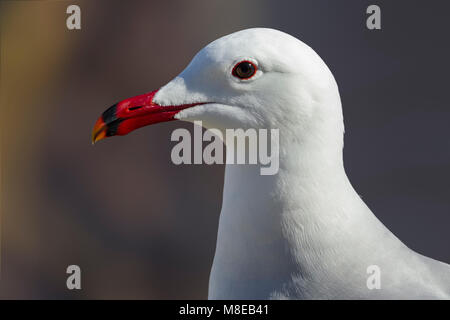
92;28;343;145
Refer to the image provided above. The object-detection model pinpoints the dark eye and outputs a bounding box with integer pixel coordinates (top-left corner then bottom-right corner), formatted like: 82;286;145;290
232;60;257;80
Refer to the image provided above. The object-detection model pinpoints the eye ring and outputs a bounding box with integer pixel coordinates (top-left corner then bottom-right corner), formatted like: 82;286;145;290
232;60;258;80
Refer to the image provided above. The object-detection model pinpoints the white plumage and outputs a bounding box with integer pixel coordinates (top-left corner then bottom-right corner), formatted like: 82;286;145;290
153;28;450;299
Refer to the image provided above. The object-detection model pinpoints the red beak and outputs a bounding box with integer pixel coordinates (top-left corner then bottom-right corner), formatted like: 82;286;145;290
92;90;202;144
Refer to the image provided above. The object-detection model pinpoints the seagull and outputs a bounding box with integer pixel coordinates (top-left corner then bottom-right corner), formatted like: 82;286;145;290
92;28;450;299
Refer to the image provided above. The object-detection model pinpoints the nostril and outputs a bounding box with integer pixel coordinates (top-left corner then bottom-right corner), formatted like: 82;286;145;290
128;106;144;111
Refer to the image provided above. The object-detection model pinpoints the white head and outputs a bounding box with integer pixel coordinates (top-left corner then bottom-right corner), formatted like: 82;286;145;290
159;28;342;130
92;28;344;161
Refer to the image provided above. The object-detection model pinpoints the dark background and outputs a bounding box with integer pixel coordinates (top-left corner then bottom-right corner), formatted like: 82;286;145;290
0;0;449;299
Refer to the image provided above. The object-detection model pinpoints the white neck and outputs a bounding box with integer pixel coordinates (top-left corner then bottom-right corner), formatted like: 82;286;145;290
208;102;394;299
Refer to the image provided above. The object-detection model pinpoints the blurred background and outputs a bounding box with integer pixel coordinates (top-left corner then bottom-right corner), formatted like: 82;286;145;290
0;0;449;299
